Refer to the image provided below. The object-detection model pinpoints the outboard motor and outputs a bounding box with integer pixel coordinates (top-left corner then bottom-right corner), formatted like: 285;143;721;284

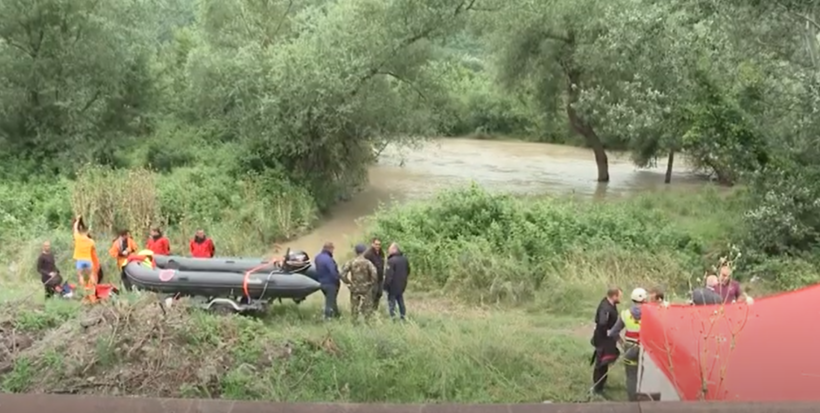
283;249;311;274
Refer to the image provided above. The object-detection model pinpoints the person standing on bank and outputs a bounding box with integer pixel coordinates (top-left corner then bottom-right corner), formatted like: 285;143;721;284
315;241;341;320
146;227;171;256
189;229;215;258
591;286;622;396
716;264;743;303
691;275;723;305
72;215;96;288
341;243;379;323
384;242;409;320
608;288;647;401
363;237;386;310
109;229;138;291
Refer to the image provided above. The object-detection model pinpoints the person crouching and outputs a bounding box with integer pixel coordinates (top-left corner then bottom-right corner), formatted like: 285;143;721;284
37;241;63;299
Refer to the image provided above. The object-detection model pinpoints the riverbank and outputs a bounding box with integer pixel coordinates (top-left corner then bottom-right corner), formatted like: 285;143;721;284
1;291;606;403
0;186;769;403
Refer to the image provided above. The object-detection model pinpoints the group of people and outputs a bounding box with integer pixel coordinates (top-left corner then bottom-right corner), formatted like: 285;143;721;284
312;238;410;322
36;214;217;299
590;264;749;401
691;265;745;305
36;215;411;322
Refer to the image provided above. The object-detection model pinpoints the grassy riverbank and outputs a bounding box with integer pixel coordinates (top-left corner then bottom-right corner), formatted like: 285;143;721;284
0;185;812;402
1;292;604;402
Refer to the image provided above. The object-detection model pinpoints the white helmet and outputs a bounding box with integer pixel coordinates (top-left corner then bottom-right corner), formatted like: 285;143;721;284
631;288;647;303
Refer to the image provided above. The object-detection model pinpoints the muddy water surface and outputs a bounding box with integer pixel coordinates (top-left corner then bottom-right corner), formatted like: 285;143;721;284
281;138;704;255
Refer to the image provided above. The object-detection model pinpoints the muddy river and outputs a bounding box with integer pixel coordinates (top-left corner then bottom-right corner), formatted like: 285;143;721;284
282;138;704;253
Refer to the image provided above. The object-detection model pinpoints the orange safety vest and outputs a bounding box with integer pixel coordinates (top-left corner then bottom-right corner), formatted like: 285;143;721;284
109;237;139;269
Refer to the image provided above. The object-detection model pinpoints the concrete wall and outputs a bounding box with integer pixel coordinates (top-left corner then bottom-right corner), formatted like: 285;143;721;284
2;394;820;413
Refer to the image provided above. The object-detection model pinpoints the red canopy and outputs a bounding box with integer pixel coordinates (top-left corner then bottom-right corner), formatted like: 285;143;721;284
641;284;820;401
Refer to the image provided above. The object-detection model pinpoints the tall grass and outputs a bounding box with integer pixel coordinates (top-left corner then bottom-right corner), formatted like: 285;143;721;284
363;183;744;304
0;295;611;403
0;165;318;285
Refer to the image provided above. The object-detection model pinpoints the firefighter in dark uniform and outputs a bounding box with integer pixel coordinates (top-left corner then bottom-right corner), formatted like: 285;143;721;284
591;286;622;395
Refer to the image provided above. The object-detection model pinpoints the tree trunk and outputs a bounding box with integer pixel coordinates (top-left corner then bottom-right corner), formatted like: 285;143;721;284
664;150;674;184
565;69;609;183
566;98;609;183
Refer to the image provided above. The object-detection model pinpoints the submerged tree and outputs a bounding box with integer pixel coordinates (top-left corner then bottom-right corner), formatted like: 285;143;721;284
482;0;630;182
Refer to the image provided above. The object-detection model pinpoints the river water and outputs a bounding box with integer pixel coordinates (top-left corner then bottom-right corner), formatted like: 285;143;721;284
280;138;704;254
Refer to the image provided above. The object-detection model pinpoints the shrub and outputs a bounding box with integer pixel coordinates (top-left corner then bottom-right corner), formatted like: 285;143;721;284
0;165;319;284
364;184;724;303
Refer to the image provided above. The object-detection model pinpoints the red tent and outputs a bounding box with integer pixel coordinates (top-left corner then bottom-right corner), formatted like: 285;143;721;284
639;285;820;401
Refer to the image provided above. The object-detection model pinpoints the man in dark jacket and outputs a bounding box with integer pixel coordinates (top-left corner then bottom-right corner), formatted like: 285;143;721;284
37;241;63;299
692;275;723;306
384;242;410;320
314;242;340;320
363;237;385;309
591;286;622;396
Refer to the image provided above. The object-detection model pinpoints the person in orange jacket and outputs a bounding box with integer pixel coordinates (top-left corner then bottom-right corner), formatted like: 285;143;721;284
109;229;138;291
146;227;171;256
189;229;215;258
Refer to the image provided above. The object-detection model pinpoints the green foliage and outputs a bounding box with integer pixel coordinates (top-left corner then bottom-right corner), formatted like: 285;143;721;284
0;166;318;285
0;0;156;175
365;184;739;303
434;59;543;139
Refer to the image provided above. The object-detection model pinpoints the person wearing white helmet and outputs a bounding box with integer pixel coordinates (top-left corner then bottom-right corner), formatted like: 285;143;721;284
608;287;647;401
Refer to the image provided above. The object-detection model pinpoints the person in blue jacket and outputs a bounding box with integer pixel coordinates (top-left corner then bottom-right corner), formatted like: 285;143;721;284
314;241;341;319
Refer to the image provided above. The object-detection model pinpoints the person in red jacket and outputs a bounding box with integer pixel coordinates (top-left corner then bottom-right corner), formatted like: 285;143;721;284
146;227;171;256
189;229;215;258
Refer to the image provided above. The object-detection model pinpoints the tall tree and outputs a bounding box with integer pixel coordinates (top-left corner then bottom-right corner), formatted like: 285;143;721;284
181;0;477;207
0;0;159;176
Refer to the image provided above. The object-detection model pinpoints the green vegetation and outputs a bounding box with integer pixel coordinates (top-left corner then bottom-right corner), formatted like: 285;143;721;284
0;293;602;402
2;0;820;404
365;184;820;306
0;187;807;403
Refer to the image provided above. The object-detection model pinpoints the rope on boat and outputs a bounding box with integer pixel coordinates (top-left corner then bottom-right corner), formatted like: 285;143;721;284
258;271;275;299
242;261;277;300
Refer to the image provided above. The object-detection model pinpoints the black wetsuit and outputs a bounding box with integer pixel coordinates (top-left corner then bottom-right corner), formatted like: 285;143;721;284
591;297;620;394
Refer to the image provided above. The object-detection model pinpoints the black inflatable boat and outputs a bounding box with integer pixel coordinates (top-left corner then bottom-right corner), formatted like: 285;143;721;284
123;251;321;313
153;255;319;281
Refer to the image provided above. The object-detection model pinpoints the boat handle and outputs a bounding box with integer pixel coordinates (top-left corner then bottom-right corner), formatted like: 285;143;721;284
226;260;235;264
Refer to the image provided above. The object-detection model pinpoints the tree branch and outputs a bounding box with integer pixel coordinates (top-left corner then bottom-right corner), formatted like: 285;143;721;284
775;1;820;32
377;71;428;100
79;91;102;114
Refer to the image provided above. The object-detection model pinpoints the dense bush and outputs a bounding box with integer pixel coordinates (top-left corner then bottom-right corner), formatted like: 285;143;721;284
0;166;318;283
364;184;739;303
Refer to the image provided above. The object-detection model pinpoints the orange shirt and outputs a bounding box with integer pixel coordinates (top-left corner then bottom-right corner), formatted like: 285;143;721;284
109;237;138;269
73;233;95;261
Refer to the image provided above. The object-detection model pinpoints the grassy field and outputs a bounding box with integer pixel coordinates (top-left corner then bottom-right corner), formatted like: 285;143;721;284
1;286;619;403
0;184;792;403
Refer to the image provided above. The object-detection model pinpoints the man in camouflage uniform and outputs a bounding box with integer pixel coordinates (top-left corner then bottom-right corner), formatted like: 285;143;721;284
341;244;379;322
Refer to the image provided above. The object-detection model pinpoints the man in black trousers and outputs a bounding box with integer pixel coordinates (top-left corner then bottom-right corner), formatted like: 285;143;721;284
590;286;622;396
363;237;385;310
384;242;409;320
